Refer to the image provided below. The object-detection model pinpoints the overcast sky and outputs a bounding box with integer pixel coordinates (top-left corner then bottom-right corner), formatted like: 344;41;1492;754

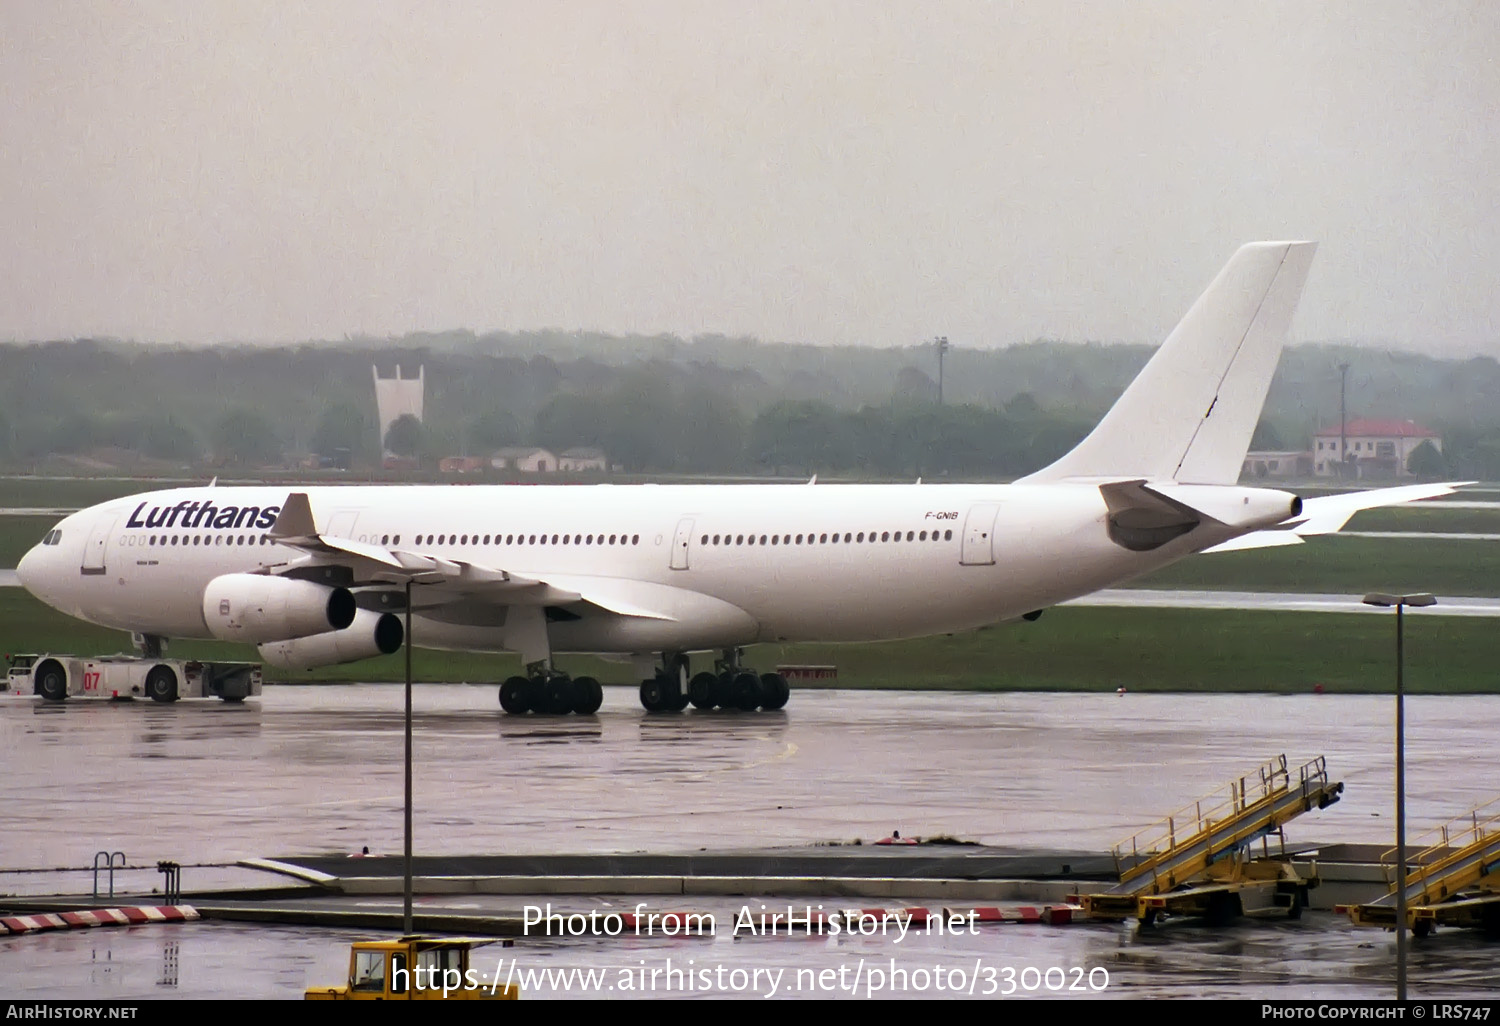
1;2;1495;353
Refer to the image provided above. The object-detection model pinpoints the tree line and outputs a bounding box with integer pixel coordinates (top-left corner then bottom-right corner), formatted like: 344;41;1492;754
0;335;1496;479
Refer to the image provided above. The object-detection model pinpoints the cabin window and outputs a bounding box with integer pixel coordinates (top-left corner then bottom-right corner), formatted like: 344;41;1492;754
414;948;462;991
632;534;640;545
353;950;386;992
393;535;400;545
944;530;953;540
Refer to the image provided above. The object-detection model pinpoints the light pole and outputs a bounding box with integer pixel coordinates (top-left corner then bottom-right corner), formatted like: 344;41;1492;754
934;336;949;405
1338;362;1350;479
1362;590;1436;1002
404;577;413;935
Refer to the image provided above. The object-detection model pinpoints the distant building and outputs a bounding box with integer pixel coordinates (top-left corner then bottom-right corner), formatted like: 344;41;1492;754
558;447;608;472
490;446;557;473
1241;451;1312;480
439;456;485;474
373;364;424;454
1313;420;1441;479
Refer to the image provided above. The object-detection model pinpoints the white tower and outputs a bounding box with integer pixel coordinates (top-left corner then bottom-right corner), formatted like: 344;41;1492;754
373;364;424;453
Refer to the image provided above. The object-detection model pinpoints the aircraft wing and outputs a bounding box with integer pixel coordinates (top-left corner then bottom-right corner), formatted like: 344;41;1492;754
1201;481;1472;553
267;492;677;620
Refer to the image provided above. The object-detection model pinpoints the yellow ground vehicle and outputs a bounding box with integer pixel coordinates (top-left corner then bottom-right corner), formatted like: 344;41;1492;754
305;936;519;1000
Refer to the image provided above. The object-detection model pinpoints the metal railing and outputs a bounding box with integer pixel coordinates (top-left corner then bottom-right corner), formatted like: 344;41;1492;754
1109;756;1332;892
1377;796;1500;902
92;851;126;900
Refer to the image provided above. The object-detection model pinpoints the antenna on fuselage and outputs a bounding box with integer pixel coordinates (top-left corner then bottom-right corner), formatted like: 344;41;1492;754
808;475;817;485
207;477;218;488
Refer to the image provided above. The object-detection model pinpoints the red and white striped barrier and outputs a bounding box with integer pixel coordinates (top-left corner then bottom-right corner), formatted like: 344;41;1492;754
941;904;1086;926
1;905;199;935
838;907;933;927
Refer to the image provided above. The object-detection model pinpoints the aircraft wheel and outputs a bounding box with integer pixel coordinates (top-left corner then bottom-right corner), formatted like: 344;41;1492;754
732;671;763;711
145;665;178;703
499;676;532;715
760;673;790;711
688;672;717;710
639;676;667;712
542;677;575;715
572;676;603;715
35;659;67;702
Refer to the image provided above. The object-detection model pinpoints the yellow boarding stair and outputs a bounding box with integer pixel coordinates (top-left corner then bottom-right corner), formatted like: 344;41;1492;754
1345;797;1500;937
1082;755;1344;925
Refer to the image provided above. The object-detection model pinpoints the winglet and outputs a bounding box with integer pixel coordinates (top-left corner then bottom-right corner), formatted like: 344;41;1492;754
269;492;319;540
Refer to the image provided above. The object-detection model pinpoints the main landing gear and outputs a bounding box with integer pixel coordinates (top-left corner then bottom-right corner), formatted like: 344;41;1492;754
495;651;792;716
498;662;603;717
641;650;790;714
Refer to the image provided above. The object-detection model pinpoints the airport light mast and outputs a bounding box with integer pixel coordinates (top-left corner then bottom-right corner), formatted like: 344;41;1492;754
1339;362;1350;478
935;336;950;405
1362;590;1437;1002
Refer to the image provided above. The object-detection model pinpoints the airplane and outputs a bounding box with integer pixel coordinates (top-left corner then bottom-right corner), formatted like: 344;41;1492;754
12;241;1459;715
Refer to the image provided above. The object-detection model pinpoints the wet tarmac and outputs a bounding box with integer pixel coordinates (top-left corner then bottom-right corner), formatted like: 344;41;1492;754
3;685;1499;999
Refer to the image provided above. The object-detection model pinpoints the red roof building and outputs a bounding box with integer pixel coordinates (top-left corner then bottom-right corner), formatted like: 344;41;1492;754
1312;420;1441;479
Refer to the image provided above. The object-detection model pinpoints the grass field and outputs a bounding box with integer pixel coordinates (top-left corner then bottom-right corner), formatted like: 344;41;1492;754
2;589;1494;694
1134;536;1500;596
0;517;52;567
0;477;191;509
1346;505;1500;534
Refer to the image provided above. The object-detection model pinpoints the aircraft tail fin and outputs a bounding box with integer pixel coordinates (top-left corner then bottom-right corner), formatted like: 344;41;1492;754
1020;241;1317;485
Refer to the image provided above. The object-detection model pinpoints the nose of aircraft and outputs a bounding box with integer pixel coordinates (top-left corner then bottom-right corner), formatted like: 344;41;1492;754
15;543;40;594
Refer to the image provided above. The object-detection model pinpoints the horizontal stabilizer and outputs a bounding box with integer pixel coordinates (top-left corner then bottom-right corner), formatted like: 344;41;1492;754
1284;481;1471;536
1200;481;1470;553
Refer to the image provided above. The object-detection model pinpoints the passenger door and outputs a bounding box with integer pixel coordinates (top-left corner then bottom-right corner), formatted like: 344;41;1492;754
959;503;1000;566
81;515;118;575
670;517;695;570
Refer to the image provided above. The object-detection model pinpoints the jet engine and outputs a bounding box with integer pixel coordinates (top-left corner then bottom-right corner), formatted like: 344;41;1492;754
257;609;405;670
202;573;357;644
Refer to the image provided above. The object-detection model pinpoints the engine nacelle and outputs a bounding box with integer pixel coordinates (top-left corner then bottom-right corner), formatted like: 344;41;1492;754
202;573;356;644
257;609;405;671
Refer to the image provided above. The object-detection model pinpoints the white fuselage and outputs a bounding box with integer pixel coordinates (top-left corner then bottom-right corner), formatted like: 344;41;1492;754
17;481;1285;658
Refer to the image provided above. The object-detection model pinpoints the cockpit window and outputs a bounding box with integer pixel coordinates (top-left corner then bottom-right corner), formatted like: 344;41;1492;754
42;529;62;546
